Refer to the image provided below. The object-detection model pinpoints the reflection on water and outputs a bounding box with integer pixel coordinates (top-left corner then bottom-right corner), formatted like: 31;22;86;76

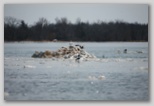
4;42;149;100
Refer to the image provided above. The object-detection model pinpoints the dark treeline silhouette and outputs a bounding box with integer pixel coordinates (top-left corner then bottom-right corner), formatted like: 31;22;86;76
4;17;148;42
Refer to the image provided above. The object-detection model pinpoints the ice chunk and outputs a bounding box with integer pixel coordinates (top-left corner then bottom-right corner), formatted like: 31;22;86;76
24;65;36;68
98;75;105;80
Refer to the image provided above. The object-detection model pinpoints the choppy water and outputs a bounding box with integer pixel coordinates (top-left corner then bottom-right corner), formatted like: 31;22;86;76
4;42;149;100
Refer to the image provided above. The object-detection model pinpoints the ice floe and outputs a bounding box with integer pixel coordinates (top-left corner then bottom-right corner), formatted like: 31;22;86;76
32;43;97;61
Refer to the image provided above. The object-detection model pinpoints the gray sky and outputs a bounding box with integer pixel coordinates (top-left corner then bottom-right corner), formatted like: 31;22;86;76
4;3;148;25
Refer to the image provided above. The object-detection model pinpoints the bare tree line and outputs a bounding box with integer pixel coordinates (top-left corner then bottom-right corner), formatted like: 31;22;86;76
4;16;148;42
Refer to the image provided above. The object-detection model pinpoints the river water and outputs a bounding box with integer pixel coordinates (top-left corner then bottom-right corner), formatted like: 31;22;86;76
4;42;149;100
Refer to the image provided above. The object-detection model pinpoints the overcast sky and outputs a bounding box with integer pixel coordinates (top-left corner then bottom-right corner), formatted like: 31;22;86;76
4;3;148;25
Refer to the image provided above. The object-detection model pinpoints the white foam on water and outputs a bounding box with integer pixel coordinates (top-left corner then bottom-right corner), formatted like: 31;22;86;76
88;75;106;80
98;75;106;80
96;90;99;94
4;92;9;97
88;76;97;80
24;65;36;68
133;66;148;71
90;81;94;84
126;58;134;61
139;67;148;70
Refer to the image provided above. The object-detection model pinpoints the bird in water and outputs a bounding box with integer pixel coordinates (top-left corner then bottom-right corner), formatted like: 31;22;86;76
123;49;127;53
75;54;81;62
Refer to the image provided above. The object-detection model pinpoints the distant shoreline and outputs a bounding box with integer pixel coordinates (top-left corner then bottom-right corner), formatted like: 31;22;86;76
4;40;148;43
